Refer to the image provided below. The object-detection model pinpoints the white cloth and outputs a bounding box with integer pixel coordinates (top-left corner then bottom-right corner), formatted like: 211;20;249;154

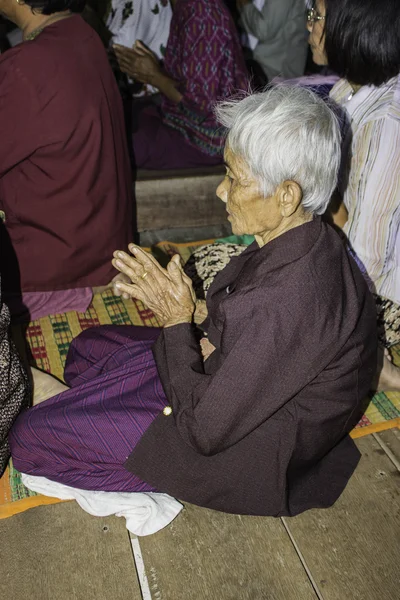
107;0;172;58
21;473;183;536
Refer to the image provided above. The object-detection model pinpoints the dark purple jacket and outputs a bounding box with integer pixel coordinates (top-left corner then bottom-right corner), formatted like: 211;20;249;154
126;218;377;516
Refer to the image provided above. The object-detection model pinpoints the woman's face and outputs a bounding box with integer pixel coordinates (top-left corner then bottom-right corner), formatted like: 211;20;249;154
307;0;328;66
216;148;283;237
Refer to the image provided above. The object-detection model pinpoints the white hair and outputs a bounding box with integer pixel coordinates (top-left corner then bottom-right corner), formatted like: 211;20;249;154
215;85;342;215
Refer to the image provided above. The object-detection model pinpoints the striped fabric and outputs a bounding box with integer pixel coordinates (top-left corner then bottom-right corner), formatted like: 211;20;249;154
330;76;400;305
9;326;166;492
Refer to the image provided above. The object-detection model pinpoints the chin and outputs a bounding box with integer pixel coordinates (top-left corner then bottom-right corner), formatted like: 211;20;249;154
311;50;328;66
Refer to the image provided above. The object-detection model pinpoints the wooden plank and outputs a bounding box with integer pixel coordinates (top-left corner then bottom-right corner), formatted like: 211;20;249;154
135;175;226;232
374;428;400;470
283;436;400;600
138;502;318;600
0;501;142;600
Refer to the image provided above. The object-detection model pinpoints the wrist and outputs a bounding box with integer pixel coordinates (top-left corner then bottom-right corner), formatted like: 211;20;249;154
163;316;193;329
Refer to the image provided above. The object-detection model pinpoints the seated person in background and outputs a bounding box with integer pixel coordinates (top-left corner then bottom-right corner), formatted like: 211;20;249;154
10;86;377;517
0;274;30;477
107;0;171;62
0;0;132;321
107;0;172;98
236;0;308;82
113;0;249;170
307;0;400;391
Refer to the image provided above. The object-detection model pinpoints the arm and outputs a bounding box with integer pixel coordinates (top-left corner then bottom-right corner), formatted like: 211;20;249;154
152;71;183;104
0;51;38;177
344;117;400;285
153;286;339;456
238;0;292;42
113;42;183;104
325;190;349;229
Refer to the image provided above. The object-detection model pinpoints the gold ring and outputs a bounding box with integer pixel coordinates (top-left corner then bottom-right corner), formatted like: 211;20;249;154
141;271;148;280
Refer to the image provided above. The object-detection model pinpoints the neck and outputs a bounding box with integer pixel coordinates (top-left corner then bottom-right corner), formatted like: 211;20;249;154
17;9;71;40
255;211;313;248
348;81;363;94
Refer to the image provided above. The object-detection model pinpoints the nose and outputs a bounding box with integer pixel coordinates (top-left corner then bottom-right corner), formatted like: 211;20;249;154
216;178;228;204
306;19;313;33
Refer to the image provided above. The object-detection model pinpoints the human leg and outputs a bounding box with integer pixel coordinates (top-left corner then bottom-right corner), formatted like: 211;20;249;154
10;328;166;492
132;105;222;170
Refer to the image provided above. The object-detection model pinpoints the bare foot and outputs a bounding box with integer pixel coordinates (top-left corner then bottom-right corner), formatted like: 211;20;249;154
375;352;400;393
31;367;69;405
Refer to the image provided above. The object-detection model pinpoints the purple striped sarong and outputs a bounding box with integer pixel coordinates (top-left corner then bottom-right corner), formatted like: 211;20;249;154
9;326;167;492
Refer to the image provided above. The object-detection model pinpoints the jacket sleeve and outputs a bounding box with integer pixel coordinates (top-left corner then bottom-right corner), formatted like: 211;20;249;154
152;291;335;456
0;50;39;178
240;0;292;42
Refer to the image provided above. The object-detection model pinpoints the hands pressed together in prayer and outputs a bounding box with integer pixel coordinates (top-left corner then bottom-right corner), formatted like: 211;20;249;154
112;40;183;103
112;245;216;358
113;40;162;86
112;244;196;328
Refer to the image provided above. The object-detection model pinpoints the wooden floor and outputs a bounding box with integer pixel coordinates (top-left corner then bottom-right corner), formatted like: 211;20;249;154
1;431;399;600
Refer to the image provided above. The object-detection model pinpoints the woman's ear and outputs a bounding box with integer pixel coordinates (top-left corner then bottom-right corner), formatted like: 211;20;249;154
278;181;303;217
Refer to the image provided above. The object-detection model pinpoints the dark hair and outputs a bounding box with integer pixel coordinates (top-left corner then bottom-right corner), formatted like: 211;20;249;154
324;0;400;87
25;0;86;15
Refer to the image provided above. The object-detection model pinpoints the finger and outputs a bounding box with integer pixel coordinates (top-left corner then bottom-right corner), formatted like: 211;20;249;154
128;244;166;275
113;50;131;63
132;47;147;57
169;256;194;289
114;281;146;301
113;44;134;55
112;255;143;281
116;55;134;69
170;254;182;267
167;260;187;286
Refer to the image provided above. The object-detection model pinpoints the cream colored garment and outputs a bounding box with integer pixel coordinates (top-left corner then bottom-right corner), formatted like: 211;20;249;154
331;76;400;304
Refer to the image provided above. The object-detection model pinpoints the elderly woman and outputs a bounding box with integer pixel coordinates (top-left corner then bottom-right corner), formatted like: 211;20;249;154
0;0;131;321
9;86;376;517
307;0;400;391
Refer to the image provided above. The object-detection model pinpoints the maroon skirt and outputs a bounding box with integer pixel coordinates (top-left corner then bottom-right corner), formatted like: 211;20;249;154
10;326;167;492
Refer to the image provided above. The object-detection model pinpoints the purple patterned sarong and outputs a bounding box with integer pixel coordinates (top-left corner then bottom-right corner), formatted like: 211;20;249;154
9;326;167;492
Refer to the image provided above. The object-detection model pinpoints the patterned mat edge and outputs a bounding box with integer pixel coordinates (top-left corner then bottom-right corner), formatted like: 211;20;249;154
0;495;67;519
